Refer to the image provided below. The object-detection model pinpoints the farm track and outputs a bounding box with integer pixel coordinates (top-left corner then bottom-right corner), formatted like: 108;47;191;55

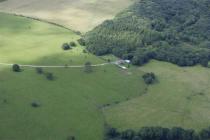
0;62;113;68
0;60;127;68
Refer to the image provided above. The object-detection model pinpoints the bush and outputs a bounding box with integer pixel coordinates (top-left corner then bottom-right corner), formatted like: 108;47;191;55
31;101;41;108
70;41;77;47
106;128;119;139
12;64;21;72
83;49;87;53
45;72;54;80
3;99;7;103
77;38;86;46
62;43;71;50
36;67;43;74
142;73;156;85
67;136;75;140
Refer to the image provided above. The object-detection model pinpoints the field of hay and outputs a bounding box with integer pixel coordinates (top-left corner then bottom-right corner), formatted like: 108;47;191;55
0;0;134;32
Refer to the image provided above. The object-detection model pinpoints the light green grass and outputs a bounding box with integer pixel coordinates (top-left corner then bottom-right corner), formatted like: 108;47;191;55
0;13;146;140
0;13;100;65
104;60;210;131
3;12;210;140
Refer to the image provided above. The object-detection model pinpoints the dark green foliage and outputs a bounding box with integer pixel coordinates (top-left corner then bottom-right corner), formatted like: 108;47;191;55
200;127;210;140
36;67;43;74
62;43;71;50
106;126;210;140
83;49;87;53
77;38;86;46
31;101;41;108
12;64;21;72
85;0;210;67
45;72;54;80
106;128;119;138
142;73;156;85
131;46;210;67
67;136;75;140
3;99;7;103
84;62;92;73
121;129;135;140
70;41;77;47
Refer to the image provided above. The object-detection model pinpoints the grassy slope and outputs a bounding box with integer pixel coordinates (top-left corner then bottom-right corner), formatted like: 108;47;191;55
0;0;134;32
104;60;210;131
0;13;146;140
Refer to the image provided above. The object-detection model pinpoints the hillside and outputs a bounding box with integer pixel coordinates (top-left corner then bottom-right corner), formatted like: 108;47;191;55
0;0;134;32
0;13;147;140
86;0;210;67
2;1;210;140
105;60;210;131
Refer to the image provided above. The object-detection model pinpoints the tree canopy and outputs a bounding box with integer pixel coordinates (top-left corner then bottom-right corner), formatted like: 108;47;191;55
85;0;210;67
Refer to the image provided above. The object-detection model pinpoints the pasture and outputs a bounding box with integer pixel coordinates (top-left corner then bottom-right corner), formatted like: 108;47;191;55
0;0;134;32
104;60;210;131
0;13;146;140
1;9;210;140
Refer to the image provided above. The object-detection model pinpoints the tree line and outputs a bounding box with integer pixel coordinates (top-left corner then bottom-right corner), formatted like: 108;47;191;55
106;126;210;140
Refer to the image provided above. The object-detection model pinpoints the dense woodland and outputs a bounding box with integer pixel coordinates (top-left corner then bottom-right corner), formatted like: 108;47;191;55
106;126;210;140
85;0;210;66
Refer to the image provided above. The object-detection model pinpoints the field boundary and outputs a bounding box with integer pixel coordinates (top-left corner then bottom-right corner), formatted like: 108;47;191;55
0;12;82;35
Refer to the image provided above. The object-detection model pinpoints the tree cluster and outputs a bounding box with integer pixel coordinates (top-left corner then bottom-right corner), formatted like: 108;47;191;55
12;64;21;72
62;43;72;50
70;41;77;47
106;126;210;140
142;73;156;85
62;41;77;50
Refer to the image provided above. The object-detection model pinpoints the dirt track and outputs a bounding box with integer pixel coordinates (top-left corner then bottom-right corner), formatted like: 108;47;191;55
0;62;111;68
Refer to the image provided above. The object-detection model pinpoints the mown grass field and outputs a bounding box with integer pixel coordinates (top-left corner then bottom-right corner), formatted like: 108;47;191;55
104;60;210;131
0;0;134;32
0;13;147;140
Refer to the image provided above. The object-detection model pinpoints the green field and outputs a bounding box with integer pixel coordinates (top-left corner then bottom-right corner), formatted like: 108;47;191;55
0;13;147;140
104;60;210;131
1;9;210;140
